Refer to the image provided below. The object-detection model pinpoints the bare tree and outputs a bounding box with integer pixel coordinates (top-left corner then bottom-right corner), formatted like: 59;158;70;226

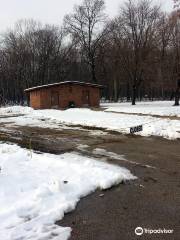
64;0;107;83
0;20;74;103
0;1;179;104
173;0;180;9
114;0;161;105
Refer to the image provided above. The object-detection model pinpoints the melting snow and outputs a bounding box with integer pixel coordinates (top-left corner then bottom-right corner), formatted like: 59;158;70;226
0;102;180;139
0;143;136;240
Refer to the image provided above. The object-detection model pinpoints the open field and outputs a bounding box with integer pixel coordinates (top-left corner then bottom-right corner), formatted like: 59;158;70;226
102;101;180;117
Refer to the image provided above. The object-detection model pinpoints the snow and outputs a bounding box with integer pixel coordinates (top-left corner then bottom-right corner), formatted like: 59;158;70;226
76;144;89;151
0;143;136;240
0;106;32;116
102;101;180;117
92;148;156;169
93;148;126;161
0;102;180;140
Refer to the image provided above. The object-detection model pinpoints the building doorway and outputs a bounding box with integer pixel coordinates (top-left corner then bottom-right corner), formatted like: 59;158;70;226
51;91;59;109
82;90;90;106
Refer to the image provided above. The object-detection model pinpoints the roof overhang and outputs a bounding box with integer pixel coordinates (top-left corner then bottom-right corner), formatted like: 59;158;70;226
24;81;104;93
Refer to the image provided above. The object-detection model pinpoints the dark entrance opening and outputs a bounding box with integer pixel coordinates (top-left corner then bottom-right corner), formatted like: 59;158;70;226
68;101;76;108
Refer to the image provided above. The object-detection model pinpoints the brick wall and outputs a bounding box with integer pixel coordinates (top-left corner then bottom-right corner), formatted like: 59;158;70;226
29;83;100;109
30;90;41;109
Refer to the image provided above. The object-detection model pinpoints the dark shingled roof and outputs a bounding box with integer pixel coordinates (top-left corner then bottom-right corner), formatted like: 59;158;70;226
24;81;104;92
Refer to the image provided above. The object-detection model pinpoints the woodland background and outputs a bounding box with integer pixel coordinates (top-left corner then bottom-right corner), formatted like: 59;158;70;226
0;0;180;105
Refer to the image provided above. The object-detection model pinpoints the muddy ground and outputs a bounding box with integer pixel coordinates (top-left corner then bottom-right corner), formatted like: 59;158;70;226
0;121;179;240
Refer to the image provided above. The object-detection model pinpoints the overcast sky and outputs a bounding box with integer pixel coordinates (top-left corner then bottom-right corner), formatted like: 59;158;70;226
0;0;173;32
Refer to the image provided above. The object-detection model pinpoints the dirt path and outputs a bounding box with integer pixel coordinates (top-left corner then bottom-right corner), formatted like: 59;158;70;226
0;124;179;240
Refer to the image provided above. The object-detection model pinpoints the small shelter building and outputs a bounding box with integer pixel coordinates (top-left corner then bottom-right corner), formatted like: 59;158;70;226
24;81;103;109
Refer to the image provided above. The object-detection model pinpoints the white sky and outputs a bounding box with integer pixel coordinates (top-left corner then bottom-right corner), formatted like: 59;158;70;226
0;0;173;32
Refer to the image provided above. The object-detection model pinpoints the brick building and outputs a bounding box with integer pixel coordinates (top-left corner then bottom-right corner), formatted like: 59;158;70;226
24;81;103;109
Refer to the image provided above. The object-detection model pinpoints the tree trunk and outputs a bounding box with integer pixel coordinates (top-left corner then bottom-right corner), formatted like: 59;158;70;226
174;87;180;106
132;85;136;105
174;79;180;106
113;78;118;102
126;83;130;101
91;59;97;83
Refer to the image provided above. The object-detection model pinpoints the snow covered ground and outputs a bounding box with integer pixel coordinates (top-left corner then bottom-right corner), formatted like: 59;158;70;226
0;104;180;140
0;143;135;240
0;106;32;116
102;101;180;117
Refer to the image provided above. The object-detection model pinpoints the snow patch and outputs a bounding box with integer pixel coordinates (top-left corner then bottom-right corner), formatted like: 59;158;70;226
92;148;156;169
0;106;33;115
0;143;136;240
93;148;126;160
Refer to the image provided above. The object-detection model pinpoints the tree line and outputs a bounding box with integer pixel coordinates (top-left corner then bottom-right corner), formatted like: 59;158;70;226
0;0;179;105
